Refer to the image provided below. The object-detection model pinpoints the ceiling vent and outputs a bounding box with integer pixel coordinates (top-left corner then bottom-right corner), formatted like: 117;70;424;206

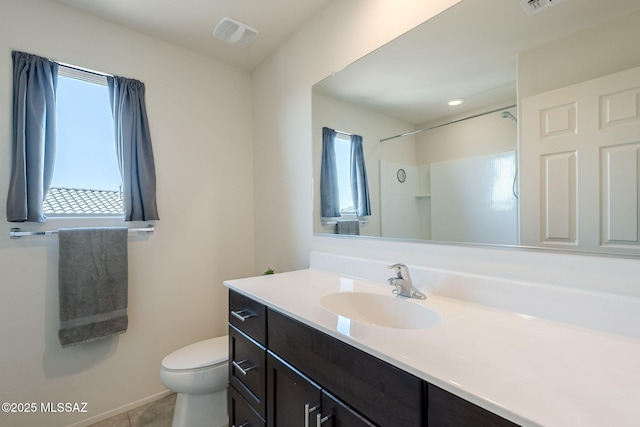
213;17;259;48
520;0;569;16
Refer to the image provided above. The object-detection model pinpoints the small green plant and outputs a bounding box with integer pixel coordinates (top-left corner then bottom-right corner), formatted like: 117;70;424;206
263;267;275;275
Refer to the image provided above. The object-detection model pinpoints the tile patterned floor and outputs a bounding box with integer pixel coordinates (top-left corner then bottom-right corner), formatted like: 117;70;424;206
88;394;176;427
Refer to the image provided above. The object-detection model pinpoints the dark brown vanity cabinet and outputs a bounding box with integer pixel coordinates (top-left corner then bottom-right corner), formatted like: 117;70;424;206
427;383;519;427
266;353;321;427
228;289;520;427
228;385;265;427
266;352;376;427
228;291;267;427
320;389;377;427
267;309;423;427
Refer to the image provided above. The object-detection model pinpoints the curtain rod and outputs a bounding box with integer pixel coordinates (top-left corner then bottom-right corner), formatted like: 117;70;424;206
9;226;154;239
335;129;353;137
379;104;517;143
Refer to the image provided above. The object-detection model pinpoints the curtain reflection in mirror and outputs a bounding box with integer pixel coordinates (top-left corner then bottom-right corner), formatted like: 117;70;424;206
320;127;340;217
320;127;371;234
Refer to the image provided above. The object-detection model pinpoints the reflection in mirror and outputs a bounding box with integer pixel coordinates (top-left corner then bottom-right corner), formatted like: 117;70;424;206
312;0;640;256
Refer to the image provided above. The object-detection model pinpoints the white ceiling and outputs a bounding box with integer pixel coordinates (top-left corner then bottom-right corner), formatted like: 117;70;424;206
51;0;640;126
51;0;334;70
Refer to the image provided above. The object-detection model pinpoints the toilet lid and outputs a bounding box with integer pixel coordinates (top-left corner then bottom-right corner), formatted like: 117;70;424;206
162;335;228;370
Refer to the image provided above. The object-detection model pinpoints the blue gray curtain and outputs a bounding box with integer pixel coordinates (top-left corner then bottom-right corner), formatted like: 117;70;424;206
7;51;58;222
350;134;371;217
108;76;159;221
320;127;340;217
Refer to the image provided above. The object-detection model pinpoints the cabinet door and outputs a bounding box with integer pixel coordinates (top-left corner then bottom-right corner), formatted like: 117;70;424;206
267;352;321;427
229;385;265;427
319;390;376;427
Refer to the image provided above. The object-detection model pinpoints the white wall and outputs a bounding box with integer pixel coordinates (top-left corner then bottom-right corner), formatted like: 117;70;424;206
0;0;255;425
517;9;640;99
415;105;517;164
253;0;462;273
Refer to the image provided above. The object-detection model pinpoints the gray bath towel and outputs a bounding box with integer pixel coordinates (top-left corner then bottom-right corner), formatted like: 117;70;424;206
335;220;360;235
58;227;128;347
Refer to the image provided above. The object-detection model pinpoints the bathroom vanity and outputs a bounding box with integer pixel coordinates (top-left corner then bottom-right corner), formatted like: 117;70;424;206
225;268;640;426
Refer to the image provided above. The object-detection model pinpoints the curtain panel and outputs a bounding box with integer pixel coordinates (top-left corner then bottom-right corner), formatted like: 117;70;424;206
350;134;371;217
7;51;58;222
320;127;340;217
108;76;160;221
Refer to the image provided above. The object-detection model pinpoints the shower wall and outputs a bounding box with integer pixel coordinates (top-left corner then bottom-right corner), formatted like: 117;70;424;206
430;151;518;244
380;161;431;240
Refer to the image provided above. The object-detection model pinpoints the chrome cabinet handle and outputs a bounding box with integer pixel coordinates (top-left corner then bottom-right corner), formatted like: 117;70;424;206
232;359;256;376
231;309;256;322
317;413;331;426
304;403;319;427
232;423;249;427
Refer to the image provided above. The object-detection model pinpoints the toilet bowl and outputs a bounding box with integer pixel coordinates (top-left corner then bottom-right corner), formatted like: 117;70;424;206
160;335;229;427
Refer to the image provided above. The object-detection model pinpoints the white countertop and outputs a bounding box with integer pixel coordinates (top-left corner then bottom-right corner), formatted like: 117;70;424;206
224;269;640;427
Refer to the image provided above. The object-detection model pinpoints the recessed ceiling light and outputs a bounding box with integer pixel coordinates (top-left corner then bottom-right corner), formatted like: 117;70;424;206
448;99;464;106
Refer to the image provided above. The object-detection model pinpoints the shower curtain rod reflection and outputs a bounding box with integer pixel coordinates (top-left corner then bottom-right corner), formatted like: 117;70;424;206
9;225;154;238
379;104;517;142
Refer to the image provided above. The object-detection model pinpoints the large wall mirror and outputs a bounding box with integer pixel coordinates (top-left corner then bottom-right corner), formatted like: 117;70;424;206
313;0;640;257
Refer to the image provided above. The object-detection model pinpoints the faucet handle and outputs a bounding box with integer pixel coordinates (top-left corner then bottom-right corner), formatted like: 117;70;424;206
388;263;404;276
388;263;410;280
386;277;401;295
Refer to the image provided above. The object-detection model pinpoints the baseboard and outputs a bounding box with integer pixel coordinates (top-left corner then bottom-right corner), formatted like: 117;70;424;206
65;389;174;427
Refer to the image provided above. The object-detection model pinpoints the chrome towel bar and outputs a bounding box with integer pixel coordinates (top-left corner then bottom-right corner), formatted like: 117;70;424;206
9;225;154;238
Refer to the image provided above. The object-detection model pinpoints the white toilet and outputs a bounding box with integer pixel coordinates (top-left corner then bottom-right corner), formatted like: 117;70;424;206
160;335;229;427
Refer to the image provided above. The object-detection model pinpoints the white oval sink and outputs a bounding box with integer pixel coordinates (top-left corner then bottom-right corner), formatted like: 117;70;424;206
319;292;441;329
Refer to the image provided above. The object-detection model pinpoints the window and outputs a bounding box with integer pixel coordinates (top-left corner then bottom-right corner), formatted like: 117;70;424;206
45;65;123;216
334;134;356;214
9;51;158;223
320;127;370;220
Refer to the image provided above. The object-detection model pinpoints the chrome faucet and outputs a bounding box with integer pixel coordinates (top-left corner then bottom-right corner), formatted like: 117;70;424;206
387;263;426;299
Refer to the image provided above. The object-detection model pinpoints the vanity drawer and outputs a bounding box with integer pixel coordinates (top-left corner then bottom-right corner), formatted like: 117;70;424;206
229;289;267;346
229;325;266;418
229;384;266;427
268;308;424;427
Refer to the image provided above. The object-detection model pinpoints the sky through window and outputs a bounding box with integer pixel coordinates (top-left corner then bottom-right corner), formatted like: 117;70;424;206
52;75;121;192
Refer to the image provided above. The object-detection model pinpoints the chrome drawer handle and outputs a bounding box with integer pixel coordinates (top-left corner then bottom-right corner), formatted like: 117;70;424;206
232;359;256;376
233;422;250;427
231;309;256;322
304;403;319;427
317;413;331;426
